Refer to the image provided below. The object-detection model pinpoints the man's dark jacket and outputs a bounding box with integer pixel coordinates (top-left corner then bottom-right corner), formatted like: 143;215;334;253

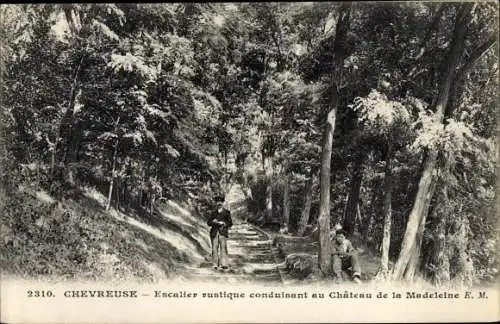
207;208;232;237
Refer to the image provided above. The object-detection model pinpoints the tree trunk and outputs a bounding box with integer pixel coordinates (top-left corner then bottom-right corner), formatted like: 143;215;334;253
392;4;471;281
378;141;393;277
241;173;253;201
106;138;119;212
432;208;451;286
50;146;56;175
318;109;336;274
394;150;438;280
57;55;85;184
426;153;453;284
265;157;273;222
404;176;437;282
356;203;362;229
317;2;351;277
297;172;315;236
106;117;121;211
282;171;291;232
361;185;378;239
124;180;131;211
150;166;158;215
341;192;349;224
150;190;155;215
343;154;364;235
427;152;473;287
452;211;473;288
64;109;85;166
0;103;9;211
65;119;84;185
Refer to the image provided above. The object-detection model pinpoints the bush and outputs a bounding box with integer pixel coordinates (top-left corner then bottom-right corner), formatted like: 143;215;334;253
0;191;90;278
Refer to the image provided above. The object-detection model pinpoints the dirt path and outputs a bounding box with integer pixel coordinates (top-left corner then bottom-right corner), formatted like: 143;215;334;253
181;221;283;284
180;185;284;284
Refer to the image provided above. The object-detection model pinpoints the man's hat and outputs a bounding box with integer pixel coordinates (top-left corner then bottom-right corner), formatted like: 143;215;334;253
336;229;347;236
215;195;225;202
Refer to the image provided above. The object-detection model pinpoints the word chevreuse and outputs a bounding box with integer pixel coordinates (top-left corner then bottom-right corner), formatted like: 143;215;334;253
64;290;138;298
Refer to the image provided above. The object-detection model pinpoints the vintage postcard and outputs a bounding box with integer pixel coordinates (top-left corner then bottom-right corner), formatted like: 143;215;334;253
1;2;499;323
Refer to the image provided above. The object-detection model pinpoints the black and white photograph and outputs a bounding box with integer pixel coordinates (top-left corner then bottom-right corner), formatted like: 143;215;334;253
0;2;499;323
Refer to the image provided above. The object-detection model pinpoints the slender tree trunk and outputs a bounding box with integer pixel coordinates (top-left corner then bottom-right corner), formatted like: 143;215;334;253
394;151;438;280
392;4;471;281
123;180;127;211
404;176;437;281
428;153;470;286
106;117;121;211
452;210;473;287
341;192;349;224
361;185;378;238
241;172;253;200
125;181;132;212
317;3;352;276
425;153;452;284
318;109;336;274
0;101;9;211
343;154;364;235
117;179;123;211
106;138;119;212
356;203;362;226
297;172;315;236
432;207;451;286
282;171;291;232
378;142;393;278
65;119;84;185
150;165;158;215
265;157;273;222
50;147;56;175
58;55;85;184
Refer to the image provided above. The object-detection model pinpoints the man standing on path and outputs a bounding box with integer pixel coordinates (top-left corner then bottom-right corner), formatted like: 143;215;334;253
207;195;233;270
331;228;362;283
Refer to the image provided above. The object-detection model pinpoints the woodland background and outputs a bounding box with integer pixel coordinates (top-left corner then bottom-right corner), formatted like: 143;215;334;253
0;3;498;286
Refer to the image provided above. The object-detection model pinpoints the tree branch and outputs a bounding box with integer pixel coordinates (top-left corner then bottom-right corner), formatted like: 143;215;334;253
458;34;497;77
445;34;497;115
410;4;447;61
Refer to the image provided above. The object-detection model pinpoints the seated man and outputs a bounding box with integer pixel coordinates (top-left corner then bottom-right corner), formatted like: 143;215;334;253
331;229;362;283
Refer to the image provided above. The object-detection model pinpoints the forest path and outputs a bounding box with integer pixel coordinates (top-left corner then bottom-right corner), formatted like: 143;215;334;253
180;184;284;284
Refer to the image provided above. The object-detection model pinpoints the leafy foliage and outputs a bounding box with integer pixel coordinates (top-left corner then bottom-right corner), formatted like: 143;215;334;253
0;3;497;284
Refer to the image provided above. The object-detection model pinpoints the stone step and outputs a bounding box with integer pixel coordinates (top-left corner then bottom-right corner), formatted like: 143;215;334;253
185;272;280;282
185;219;283;284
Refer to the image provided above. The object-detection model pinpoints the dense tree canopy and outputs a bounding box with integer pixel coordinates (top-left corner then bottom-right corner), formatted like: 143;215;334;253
0;3;497;285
